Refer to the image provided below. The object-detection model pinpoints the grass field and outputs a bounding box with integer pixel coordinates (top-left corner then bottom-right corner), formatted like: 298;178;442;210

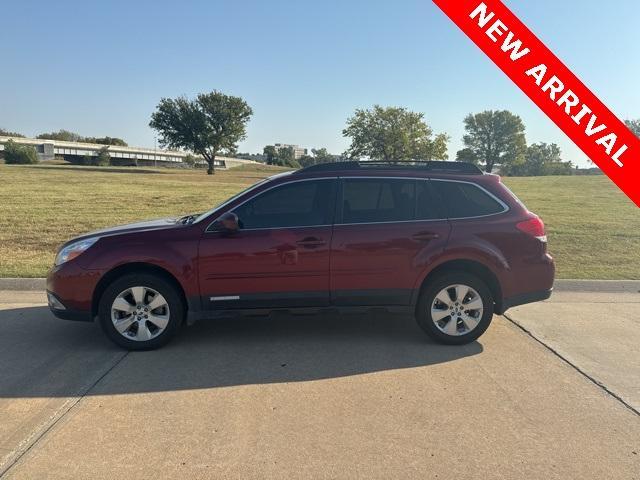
0;164;638;279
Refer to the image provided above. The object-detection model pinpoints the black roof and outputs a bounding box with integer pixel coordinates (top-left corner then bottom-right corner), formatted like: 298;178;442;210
295;160;483;175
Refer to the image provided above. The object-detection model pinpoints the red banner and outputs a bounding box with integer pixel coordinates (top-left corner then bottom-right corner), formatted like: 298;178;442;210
432;0;640;207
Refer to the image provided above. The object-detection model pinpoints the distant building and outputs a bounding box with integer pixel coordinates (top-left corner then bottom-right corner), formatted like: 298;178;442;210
273;143;308;160
0;136;258;169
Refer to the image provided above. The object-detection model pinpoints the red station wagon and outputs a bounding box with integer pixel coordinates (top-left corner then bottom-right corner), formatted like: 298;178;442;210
47;161;555;350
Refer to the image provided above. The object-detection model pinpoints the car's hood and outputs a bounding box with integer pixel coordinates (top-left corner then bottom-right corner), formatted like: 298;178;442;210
65;217;181;245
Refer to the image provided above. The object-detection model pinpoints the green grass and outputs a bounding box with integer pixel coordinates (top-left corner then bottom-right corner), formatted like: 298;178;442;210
0;164;638;279
0;164;289;277
503;176;640;279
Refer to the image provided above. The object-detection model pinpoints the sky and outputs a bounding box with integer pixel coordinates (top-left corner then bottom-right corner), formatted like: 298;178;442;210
1;0;639;167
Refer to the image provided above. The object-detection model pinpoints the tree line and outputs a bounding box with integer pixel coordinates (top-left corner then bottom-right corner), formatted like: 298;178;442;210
0;128;128;146
1;139;119;166
4;91;640;173
146;90;640;175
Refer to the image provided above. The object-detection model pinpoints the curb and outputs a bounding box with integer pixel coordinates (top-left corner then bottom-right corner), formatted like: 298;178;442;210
0;277;638;293
553;279;640;293
0;278;46;291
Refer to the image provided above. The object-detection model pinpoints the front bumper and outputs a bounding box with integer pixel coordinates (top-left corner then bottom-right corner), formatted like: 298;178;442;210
47;291;93;321
46;261;100;322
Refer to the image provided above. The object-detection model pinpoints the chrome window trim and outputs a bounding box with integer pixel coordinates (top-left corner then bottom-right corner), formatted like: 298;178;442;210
206;175;509;232
206;177;337;232
334;218;444;227
226;224;334;232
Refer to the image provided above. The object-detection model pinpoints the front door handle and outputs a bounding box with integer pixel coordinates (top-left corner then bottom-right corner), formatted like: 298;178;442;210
296;237;326;249
412;232;440;242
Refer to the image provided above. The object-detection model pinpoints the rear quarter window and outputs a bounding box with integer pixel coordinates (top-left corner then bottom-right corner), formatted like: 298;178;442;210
432;180;506;218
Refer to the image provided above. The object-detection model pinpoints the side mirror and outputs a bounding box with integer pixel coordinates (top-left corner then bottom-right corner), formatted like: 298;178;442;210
214;212;240;235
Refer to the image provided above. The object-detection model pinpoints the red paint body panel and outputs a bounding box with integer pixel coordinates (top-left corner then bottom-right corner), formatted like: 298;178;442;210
330;220;451;305
47;223;201;317
198;226;333;308
47;262;100;312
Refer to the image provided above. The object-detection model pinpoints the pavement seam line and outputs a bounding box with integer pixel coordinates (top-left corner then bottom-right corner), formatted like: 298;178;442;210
503;313;639;418
0;351;130;478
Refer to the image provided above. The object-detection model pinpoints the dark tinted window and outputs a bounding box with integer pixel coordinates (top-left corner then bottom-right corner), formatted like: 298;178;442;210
233;179;336;229
432;181;505;218
342;179;415;223
415;180;443;220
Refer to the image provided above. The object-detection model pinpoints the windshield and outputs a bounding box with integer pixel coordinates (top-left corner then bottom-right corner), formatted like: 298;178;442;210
193;172;291;224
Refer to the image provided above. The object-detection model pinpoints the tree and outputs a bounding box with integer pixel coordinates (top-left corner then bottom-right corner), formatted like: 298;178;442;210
456;110;527;173
455;148;476;164
297;153;316;168
501;142;573;176
524;143;561;176
94;146;110;166
276;146;299;168
263;145;277;165
262;145;300;168
36;129;83;142
343;105;449;161
0;128;25;138
298;148;345;167
34;130;128;146
311;148;336;164
85;136;128;146
625;119;640;138
182;154;197;168
3;140;38;164
149;90;253;175
236;152;266;162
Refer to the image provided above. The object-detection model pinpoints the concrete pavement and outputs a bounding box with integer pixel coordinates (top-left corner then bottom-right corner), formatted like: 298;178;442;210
0;290;638;479
506;289;640;413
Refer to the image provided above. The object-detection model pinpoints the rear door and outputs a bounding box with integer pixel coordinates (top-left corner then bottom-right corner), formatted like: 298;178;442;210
330;177;451;306
198;178;337;310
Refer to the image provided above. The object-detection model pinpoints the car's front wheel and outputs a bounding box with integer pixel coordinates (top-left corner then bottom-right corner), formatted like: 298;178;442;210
416;272;494;345
98;273;183;350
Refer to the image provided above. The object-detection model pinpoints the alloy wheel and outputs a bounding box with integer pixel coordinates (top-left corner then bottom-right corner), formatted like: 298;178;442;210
430;284;484;336
111;286;170;341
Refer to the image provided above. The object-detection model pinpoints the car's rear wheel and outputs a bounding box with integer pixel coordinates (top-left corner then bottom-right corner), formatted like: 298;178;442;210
416;272;494;345
98;273;183;350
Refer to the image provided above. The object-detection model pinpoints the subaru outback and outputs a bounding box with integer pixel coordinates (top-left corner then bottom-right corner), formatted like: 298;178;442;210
47;161;554;350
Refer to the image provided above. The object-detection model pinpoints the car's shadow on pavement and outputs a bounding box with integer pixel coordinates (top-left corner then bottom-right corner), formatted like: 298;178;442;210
0;306;483;398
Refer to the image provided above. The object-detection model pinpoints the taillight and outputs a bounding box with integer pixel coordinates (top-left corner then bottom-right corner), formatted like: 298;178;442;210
516;216;547;242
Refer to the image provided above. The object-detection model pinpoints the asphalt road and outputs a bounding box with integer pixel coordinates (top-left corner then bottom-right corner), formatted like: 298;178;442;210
0;290;638;479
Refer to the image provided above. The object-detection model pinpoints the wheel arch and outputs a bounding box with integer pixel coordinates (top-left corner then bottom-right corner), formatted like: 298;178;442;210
415;259;504;314
92;262;188;319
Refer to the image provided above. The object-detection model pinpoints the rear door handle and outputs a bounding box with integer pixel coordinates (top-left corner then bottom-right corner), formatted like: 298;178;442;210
412;232;440;241
296;237;326;249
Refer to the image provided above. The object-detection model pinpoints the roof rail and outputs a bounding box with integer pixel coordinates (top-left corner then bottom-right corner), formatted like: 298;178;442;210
296;160;483;175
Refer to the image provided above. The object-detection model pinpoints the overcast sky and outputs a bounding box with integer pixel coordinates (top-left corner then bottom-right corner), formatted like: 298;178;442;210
1;0;638;166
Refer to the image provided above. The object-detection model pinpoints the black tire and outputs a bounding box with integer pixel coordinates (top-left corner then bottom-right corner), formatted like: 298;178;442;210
416;271;494;345
98;273;184;350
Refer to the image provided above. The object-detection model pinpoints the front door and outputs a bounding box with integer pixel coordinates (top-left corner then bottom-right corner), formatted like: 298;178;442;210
330;177;451;306
198;178;337;310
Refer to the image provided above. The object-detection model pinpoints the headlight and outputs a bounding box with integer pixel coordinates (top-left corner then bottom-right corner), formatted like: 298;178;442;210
55;237;99;266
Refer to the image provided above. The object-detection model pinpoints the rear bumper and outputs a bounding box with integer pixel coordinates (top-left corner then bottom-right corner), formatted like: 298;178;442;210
499;288;552;313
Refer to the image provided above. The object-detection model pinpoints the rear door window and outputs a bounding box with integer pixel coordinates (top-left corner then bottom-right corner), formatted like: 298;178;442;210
431;180;506;218
341;178;415;223
415;180;444;220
